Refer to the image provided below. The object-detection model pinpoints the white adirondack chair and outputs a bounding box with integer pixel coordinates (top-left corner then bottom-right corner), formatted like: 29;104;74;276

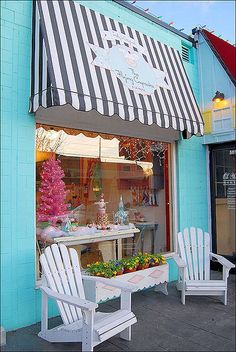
174;227;235;305
38;244;137;352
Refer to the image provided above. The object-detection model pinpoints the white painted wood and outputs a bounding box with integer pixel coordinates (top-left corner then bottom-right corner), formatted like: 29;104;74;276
185;290;225;296
54;228;140;246
173;254;186;268
120;292;132;340
183;228;194;281
82;275;137;292
40;251;69;325
197;228;204;280
171;143;178;253
50;244;76;323
223;291;227;305
83;264;169;303
210;253;235;269
41;291;48;333
186;280;226;288
204;232;210;280
40;286;98;310
69;247;85;299
38;244;137;351
0;327;6;346
190;227;198;280
96;311;134;335
175;227;234;305
60;245;82;319
177;232;187;280
99;318;137;343
82;310;94;352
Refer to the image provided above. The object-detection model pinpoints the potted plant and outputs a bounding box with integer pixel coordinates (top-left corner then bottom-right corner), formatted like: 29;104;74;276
149;254;160;267
87;262;114;278
122;257;139;273
109;259;124;276
136;252;150;270
86;253;167;278
149;254;166;266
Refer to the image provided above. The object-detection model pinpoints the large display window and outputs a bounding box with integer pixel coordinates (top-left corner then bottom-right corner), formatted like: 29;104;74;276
36;125;172;279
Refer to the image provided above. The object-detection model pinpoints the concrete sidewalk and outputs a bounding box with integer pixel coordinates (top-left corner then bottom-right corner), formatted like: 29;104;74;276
2;272;235;351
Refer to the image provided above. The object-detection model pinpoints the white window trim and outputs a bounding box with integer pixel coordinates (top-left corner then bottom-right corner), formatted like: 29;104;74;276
171;142;178;252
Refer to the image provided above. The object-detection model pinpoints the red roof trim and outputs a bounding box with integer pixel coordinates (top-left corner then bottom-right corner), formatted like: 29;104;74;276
201;30;236;85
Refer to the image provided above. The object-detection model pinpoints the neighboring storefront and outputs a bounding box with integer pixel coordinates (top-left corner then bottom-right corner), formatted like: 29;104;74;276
194;28;236;263
1;0;208;331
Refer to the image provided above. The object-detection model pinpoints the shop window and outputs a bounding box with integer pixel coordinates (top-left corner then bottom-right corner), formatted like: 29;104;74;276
35;126;172;280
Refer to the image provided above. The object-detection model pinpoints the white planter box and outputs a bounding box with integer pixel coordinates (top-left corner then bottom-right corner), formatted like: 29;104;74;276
84;264;169;303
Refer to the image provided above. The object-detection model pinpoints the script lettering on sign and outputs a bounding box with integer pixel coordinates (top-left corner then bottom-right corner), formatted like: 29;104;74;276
87;30;170;95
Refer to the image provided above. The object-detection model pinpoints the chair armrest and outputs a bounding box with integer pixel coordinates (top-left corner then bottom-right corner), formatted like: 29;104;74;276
173;254;186;268
82;275;138;292
40;286;98;311
210;253;235;269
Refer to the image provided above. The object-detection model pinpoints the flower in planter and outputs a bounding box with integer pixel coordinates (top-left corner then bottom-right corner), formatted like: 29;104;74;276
149;254;167;266
109;259;124;275
86;253;167;278
122;257;139;273
160;255;167;264
86;262;114;278
149;254;160;266
136;252;150;270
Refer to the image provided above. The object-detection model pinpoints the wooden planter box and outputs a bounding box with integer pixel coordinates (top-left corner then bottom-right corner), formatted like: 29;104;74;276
83;264;169;303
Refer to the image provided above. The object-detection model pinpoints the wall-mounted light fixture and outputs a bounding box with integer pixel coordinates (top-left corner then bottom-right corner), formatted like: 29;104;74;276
212;91;225;103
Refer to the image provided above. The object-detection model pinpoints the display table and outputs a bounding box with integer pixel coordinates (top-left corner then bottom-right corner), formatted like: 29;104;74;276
83;263;169;303
53;227;140;260
129;222;158;254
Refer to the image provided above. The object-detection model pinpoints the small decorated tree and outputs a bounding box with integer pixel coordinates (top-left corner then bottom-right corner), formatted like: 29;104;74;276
37;157;69;223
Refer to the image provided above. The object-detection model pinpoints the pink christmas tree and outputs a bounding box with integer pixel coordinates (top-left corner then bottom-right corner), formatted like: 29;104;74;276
37;157;69;223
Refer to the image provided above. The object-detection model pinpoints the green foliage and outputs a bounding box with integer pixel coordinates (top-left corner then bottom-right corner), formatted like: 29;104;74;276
86;253;167;278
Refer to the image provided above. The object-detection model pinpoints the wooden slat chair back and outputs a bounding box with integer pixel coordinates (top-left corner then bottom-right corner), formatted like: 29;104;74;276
178;228;210;281
41;244;85;325
174;227;235;305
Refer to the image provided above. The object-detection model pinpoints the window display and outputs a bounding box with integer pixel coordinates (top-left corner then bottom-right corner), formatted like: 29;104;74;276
36;125;172;279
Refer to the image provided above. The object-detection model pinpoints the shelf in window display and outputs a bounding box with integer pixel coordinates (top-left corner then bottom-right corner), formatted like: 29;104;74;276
37;223;139;243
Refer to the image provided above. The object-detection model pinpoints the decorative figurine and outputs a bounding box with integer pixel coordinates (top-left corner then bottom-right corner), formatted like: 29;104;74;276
95;193;109;228
115;195;129;225
62;217;72;232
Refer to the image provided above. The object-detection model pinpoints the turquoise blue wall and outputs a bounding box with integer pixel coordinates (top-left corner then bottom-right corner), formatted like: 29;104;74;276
176;137;208;232
176;50;208;233
1;0;37;330
1;0;205;331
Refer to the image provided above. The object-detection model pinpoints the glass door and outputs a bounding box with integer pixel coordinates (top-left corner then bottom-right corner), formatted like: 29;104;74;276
210;143;236;261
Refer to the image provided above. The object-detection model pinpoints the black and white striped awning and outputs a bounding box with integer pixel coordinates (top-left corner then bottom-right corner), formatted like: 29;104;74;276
30;0;204;136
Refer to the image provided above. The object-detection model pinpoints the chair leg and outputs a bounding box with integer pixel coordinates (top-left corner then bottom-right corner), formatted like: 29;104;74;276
120;326;131;341
120;291;132;340
82;311;94;352
181;289;185;305
223;291;227;305
82;340;93;352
